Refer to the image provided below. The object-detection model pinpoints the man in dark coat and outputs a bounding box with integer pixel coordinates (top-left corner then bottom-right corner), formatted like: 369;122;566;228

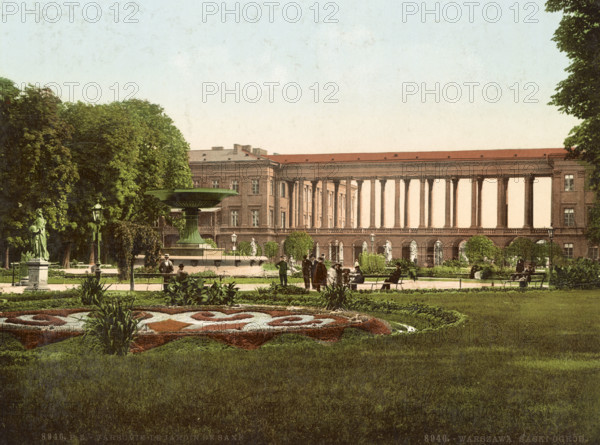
301;255;312;290
276;256;288;286
313;257;328;292
381;263;403;290
159;253;174;291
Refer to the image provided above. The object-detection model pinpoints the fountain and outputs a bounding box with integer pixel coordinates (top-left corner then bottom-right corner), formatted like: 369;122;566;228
146;188;237;260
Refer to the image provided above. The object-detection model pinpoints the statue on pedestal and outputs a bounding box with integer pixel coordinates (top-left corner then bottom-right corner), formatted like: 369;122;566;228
251;238;257;256
29;209;49;261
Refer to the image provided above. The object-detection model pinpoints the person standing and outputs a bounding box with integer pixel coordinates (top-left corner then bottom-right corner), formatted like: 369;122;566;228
333;263;343;286
301;255;312;290
310;255;317;289
276;256;288;287
176;263;188;281
314;257;328;292
159;253;174;291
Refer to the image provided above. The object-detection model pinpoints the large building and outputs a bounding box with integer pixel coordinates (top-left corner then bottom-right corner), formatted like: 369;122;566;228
179;144;597;266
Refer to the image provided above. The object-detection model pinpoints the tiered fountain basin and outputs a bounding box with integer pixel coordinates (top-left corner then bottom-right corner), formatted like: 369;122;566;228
0;306;409;351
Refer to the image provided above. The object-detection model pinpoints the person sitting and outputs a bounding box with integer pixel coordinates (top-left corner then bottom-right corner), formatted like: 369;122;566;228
350;265;364;290
381;263;403;290
176;263;188;281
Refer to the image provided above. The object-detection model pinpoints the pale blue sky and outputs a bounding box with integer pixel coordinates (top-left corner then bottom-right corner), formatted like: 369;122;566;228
0;0;578;154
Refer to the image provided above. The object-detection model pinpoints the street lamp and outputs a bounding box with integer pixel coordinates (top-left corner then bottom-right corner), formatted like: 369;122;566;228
370;233;375;254
91;202;103;279
231;233;237;252
548;224;554;288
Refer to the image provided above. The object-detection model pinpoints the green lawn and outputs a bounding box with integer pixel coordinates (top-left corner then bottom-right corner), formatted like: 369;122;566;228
0;289;598;444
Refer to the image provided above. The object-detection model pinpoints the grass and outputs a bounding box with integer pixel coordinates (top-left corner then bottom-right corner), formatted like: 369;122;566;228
0;289;598;443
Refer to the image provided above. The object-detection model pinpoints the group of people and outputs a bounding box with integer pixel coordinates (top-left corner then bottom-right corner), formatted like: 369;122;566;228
158;254;188;291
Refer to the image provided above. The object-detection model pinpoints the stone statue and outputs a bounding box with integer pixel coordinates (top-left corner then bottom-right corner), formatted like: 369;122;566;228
362;241;368;253
250;238;257;256
29;209;49;261
384;240;392;263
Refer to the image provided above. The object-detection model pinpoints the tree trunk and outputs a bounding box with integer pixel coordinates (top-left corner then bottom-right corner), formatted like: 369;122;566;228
62;243;71;268
3;245;8;269
129;259;135;291
89;241;95;265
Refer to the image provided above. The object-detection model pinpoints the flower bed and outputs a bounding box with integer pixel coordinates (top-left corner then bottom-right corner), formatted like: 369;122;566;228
0;305;401;352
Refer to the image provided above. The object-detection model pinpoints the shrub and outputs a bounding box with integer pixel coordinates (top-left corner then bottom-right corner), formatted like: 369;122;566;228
319;285;353;310
283;232;314;262
84;297;139;356
165;277;238;306
264;241;279;260
257;282;309;297
555;258;600;289
77;275;110;306
205;281;239;305
359;253;386;274
237;241;252;256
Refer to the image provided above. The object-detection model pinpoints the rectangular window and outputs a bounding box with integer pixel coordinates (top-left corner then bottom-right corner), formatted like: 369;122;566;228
270;180;274;196
281;212;286;228
251;210;259;227
564;208;575;227
588;246;599;261
212;180;219;189
231;210;239;227
564;243;574;259
252;179;259;195
269;209;274;226
281;183;286;198
564;174;574;191
231;180;239;193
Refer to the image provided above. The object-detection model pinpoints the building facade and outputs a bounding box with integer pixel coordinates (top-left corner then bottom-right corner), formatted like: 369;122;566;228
183;144;597;266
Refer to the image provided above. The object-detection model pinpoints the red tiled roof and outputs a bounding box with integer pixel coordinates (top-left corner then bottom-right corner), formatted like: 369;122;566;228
264;148;567;164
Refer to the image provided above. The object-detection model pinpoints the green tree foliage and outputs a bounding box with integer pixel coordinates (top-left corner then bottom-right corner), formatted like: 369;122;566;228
554;258;600;289
0;83;78;264
504;238;546;265
283;232;314;262
359;253;386;274
547;1;600;241
464;235;499;264
264;241;279;260
106;221;161;288
237;241;252;256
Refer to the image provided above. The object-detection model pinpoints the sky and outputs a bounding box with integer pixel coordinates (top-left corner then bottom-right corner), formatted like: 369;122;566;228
0;0;579;155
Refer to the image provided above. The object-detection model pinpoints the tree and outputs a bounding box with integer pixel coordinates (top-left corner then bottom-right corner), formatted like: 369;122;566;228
359;252;386;274
0;82;78;267
504;238;546;265
106;221;161;290
464;235;499;264
547;1;600;244
283;232;314;262
264;241;279;260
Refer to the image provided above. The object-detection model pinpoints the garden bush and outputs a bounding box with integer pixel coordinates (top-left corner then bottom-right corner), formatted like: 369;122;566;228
257;282;309;297
165;277;239;306
77;275;110;306
359;253;386;274
319;285;354;310
554;258;600;289
84;297;139;356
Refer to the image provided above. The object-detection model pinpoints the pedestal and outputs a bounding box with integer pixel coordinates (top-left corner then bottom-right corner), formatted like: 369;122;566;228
26;260;51;291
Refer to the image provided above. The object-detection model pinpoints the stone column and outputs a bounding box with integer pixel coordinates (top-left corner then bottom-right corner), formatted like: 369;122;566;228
394;179;401;228
427;178;434;228
321;179;328;228
380;179;387;228
470;178;478;228
311;181;318;228
452;178;459;228
477;177;483;228
288;181;295;228
524;175;534;228
370;178;376;228
356;180;363;228
333;181;340;228
298;181;305;229
404;178;411;228
551;171;561;227
274;179;280;228
497;176;508;229
444;178;452;228
345;178;352;229
419;178;426;228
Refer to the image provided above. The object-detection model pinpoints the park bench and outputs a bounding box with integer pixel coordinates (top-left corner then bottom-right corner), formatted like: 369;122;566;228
358;274;404;291
502;272;546;289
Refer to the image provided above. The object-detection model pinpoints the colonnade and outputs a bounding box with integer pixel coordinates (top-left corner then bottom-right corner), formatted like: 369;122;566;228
274;175;539;230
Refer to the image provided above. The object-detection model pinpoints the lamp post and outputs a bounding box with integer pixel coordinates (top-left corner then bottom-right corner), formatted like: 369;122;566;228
92;202;103;279
548;224;554;288
370;233;375;254
231;232;237;252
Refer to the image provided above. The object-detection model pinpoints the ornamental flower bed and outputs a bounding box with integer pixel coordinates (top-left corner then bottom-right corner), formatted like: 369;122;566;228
0;306;401;352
